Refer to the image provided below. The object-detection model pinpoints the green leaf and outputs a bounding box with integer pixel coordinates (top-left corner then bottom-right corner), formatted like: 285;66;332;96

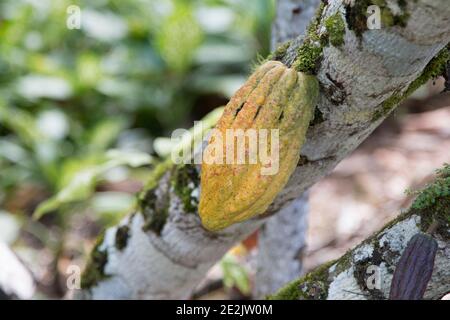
153;106;223;161
104;149;153;168
90;192;136;224
220;254;250;295
85;118;126;153
0;105;44;148
33;149;153;219
33;166;99;220
0;139;29;164
156;3;203;72
153;137;176;158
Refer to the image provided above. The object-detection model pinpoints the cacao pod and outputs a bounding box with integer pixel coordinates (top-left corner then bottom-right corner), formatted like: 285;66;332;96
389;232;438;300
199;61;319;231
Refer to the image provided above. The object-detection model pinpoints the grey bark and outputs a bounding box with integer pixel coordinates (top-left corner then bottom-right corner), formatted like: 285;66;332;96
271;0;321;47
255;193;309;298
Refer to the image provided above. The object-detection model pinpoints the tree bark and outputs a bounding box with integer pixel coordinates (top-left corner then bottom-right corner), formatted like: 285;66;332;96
78;0;450;299
270;166;450;300
271;0;321;47
255;193;309;298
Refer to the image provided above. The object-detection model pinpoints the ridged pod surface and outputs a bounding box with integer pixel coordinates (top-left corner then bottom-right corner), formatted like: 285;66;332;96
389;233;438;300
199;61;319;231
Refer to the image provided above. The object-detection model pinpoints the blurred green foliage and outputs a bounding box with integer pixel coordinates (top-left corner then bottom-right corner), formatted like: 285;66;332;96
221;253;251;295
0;0;274;223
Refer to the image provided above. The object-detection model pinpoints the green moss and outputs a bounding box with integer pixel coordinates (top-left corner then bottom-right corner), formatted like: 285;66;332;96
372;47;450;121
292;2;326;74
371;90;402;121
296;259;335;300
406;163;450;239
293;4;347;72
368;163;450;239
270;225;398;300
273;1;413;72
251;54;270;73
115;225;130;251
332;250;352;275
268;279;301;300
294;42;323;73
404;47;450;92
268;41;292;62
81;232;109;289
379;8;409;28
412;164;450;211
325;13;346;47
171;164;200;214
269;260;335;300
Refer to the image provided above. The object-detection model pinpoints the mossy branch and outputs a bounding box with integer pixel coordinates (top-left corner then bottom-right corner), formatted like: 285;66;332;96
133;2;450;236
269;164;450;300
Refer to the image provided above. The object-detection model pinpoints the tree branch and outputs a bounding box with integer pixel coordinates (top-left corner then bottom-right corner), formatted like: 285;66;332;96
270;165;450;300
78;0;450;299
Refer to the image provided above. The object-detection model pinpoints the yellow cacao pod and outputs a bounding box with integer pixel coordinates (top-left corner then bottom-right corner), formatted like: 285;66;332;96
199;61;319;231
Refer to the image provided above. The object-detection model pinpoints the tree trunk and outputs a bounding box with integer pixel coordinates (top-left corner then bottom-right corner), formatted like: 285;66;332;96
255;193;310;298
